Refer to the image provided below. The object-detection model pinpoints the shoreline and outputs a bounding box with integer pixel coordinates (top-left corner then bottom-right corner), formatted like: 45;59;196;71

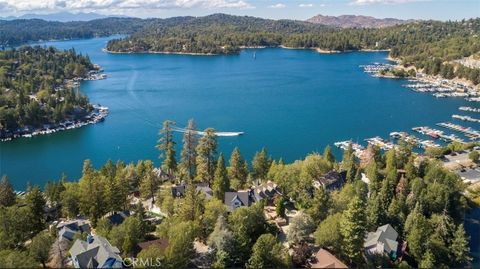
103;45;387;56
0;105;109;142
102;48;219;56
1;67;109;143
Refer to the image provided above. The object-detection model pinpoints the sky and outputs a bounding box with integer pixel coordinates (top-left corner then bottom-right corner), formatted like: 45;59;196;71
0;0;478;21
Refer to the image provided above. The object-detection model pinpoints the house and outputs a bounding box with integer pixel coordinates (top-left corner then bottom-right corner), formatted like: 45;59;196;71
251;180;282;203
56;219;90;241
69;235;123;268
105;211;130;226
364;224;399;259
310;248;348;268
224;190;253;212
171;184;186;198
153;168;170;182
195;183;213;200
313;170;346;192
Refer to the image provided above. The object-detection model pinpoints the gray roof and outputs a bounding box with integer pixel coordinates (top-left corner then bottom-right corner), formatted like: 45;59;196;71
224;191;252;211
364;224;399;254
57;219;90;241
252;181;281;202
70;235;122;268
196;183;213;200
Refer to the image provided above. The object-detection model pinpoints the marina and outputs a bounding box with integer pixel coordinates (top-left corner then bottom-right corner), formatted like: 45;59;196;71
452;114;480;123
437;122;480;140
460;106;480;113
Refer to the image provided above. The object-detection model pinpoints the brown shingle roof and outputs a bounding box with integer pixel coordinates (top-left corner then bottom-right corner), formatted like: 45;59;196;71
310;248;348;268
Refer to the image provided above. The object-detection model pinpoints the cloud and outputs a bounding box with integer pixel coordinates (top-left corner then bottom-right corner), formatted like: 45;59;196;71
268;3;286;9
298;3;314;8
0;0;254;12
351;0;424;5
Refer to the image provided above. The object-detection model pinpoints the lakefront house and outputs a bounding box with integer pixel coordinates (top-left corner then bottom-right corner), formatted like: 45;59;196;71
69;235;123;268
364;224;399;260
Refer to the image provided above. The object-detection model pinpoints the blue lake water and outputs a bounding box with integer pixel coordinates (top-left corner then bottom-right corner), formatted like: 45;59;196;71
1;36;479;265
1;36;479;188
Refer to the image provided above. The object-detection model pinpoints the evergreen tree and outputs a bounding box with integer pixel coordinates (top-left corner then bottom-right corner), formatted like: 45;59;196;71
365;160;380;195
164;221;198;269
450;224;472;266
25;185;46;234
228;147;249;190
195;128;217;185
29;231;54;268
276;196;286;218
157;120;177;175
322;145;335;164
340;196;366;265
246;234;290;269
180;119;198;180
78;160;106;227
307;186;330;224
177;184;205;222
139;161;158;203
212;153;229;200
419;250;435;268
0;175;15;207
252;147;269;182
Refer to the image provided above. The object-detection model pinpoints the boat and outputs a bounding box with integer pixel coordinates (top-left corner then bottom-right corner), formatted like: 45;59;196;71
172;127;244;137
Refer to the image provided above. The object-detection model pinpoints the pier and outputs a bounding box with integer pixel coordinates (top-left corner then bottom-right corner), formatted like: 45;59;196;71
437;122;480;140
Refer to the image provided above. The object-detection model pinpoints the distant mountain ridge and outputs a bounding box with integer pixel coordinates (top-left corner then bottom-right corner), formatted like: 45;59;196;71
307;14;411;28
1;12;129;22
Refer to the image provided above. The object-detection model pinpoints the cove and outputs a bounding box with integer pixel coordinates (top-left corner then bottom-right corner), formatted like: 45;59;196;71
1;36;479;189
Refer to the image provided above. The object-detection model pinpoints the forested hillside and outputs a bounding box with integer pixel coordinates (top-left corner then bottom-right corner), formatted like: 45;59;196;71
0;46;94;132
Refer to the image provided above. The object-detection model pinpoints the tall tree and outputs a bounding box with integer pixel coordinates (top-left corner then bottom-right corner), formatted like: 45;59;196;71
195;128;217;185
246;234;290;269
212;153;229;200
164;221;198;269
322;145;335;164
78;160;106;227
177;184;205;223
157;120;177;175
0;175;15;207
307;186;330;224
252;148;269;182
450;224;472;266
228;147;249;190
180;119;198;180
139;160;158;203
29;231;54;268
25;185;46;233
340;196;366;265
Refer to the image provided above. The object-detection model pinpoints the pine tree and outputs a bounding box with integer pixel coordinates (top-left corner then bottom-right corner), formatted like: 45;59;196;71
252;147;269;182
180;119;198;180
365;160;380;195
340;196;366;265
78;160;106;227
419;250;435;268
0;176;16;207
322;145;335;164
213;153;229;200
195;128;217;185
139;160;158;203
450;224;472;266
228;147;249;190
156;120;177;175
307;186;330;224
25;185;47;233
178;184;205;222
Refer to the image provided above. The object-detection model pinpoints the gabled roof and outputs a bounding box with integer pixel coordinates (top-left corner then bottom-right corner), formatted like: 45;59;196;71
317;170;346;188
252;180;281;202
69;235;122;268
310;248;348;268
171;185;186;197
224;191;252;211
364;224;399;254
106;211;130;226
195;183;213;200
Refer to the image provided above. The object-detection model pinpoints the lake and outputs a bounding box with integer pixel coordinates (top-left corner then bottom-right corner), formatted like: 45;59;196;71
0;36;478;189
1;36;479;266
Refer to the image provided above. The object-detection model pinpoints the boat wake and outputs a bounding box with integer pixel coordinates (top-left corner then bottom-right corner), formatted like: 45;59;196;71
172;127;244;137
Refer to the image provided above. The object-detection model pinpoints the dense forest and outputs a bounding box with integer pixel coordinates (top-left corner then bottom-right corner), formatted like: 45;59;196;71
0;120;474;268
0;17;148;46
0;46;94;133
1;14;479;83
105;15;480;83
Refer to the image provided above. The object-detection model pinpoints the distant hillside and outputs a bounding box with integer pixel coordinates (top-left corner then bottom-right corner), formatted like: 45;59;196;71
1;12;128;22
307;14;410;28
